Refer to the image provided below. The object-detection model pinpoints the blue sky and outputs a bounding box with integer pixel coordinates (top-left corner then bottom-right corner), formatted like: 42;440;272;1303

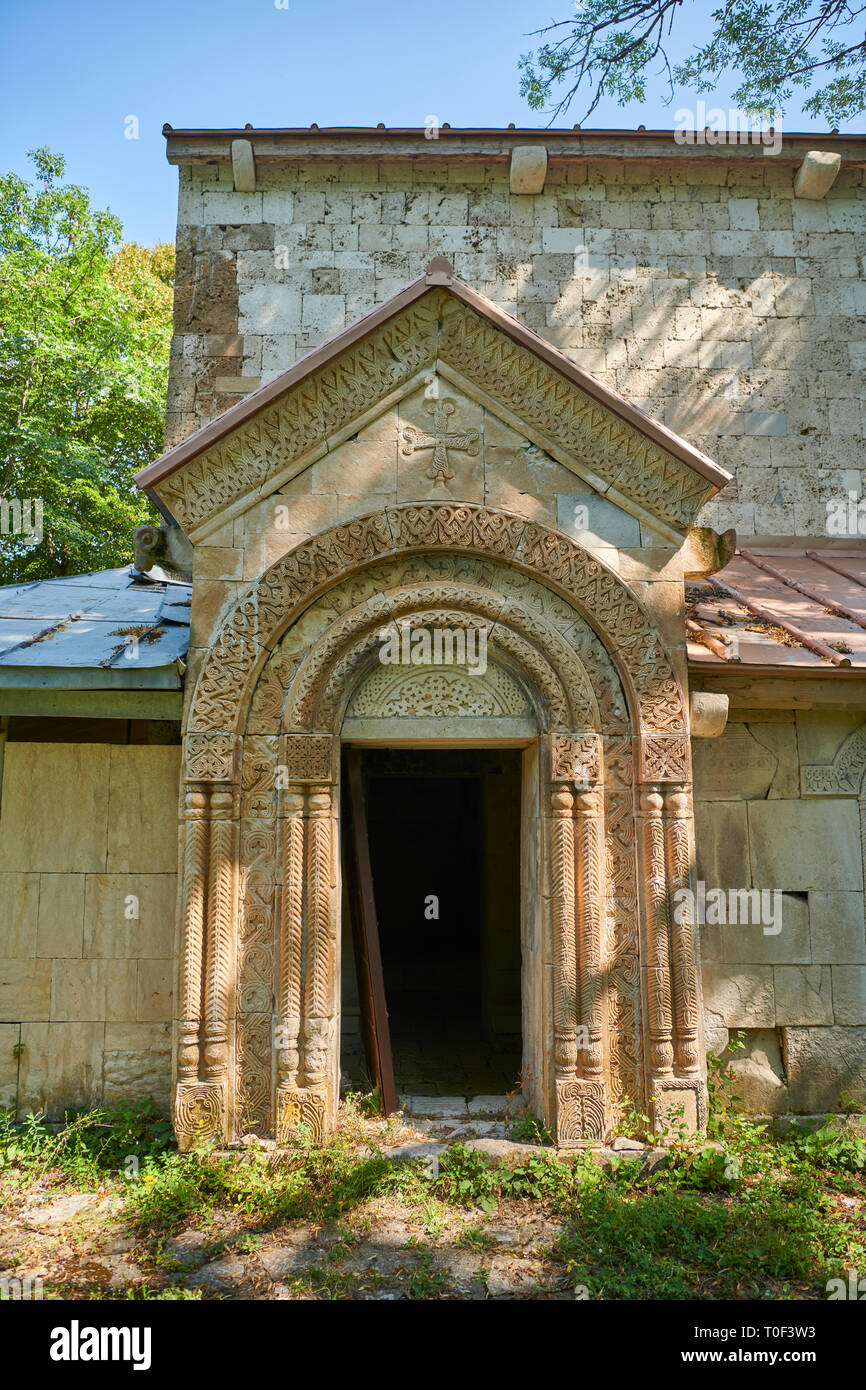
2;0;860;246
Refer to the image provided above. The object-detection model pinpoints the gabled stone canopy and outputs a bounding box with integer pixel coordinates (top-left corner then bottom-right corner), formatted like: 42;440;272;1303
137;261;730;545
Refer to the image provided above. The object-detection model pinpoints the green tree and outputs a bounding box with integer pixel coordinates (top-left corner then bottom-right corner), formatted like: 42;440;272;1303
0;147;173;583
520;0;866;125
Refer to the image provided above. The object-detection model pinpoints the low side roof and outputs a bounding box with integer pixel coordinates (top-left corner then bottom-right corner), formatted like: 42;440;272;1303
687;544;866;673
0;566;190;690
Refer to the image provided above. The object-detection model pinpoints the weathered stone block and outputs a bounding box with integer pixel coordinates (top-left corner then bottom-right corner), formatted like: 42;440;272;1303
106;748;182;875
783;1025;866;1111
51;959;138;1023
83;874;177;960
774;965;833;1025
36;873;85;958
0;1023;20;1109
103;1022;172;1109
137;959;173;1023
17;1021;105;1118
0;873;39;956
832;966;866;1025
701;963;775;1026
700;891;809;965
0;745;109;873
748;799;863;891
694;801;751;889
810;891;866;964
0;958;51;1022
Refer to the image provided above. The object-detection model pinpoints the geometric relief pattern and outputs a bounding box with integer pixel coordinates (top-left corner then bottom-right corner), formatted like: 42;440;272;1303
236;736;279;1135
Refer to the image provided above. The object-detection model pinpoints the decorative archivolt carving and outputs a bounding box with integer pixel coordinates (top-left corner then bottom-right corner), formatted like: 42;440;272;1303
277;591;596;734
153;292;712;539
190;504;689;768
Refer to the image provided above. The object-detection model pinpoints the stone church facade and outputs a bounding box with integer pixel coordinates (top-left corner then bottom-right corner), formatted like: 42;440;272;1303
2;127;866;1142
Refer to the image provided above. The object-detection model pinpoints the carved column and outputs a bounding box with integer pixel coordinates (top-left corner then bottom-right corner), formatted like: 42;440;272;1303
176;788;207;1092
276;735;338;1144
276;787;305;1094
638;745;707;1135
665;786;702;1076
639;787;675;1084
551;733;607;1147
174;735;238;1151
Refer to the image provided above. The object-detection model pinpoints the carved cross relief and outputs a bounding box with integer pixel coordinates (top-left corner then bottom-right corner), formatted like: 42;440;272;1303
400;396;480;483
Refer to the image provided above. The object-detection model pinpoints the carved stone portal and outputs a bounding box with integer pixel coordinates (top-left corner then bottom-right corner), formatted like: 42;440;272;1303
174;503;706;1150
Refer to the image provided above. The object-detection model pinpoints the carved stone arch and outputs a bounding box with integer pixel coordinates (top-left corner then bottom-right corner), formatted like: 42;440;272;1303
187;504;689;774
276;586;599;734
175;504;704;1152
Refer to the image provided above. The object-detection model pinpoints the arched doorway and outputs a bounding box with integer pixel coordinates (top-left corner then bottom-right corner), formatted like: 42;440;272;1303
174;503;706;1149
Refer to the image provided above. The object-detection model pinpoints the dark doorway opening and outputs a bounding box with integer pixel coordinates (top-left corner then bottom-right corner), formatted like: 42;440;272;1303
341;748;523;1099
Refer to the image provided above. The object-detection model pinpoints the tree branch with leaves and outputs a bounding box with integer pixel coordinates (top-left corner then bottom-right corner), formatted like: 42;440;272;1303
519;0;866;124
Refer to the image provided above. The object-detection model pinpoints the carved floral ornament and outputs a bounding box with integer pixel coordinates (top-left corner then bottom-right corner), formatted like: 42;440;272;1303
175;503;705;1151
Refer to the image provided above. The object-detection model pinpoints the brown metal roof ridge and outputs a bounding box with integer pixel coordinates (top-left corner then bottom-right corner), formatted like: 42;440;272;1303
136;258;731;492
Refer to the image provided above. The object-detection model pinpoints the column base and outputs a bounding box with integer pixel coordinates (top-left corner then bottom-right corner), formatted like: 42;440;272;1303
651;1077;707;1136
276;1086;327;1144
174;1081;227;1151
555;1079;606;1147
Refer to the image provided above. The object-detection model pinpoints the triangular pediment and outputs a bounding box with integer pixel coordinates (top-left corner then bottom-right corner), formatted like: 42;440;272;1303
137;261;730;544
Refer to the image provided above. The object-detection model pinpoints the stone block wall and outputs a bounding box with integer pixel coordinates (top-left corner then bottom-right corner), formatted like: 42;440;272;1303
693;709;866;1112
166;154;866;537
0;743;180;1117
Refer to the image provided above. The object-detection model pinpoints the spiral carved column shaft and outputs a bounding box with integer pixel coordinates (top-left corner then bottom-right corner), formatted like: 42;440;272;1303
550;786;577;1081
574;788;605;1081
202;791;237;1085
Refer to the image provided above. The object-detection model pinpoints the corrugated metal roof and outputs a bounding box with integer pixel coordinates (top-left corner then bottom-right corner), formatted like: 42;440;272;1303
0;565;190;687
687;546;866;672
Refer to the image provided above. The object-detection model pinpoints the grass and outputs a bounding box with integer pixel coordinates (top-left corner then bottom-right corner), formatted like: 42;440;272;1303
1;1096;865;1300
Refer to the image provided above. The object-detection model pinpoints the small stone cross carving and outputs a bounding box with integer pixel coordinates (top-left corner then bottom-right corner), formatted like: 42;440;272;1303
400;397;480;484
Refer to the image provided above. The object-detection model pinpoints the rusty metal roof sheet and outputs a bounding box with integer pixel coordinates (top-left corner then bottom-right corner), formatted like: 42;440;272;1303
687;546;866;673
0;566;190;688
